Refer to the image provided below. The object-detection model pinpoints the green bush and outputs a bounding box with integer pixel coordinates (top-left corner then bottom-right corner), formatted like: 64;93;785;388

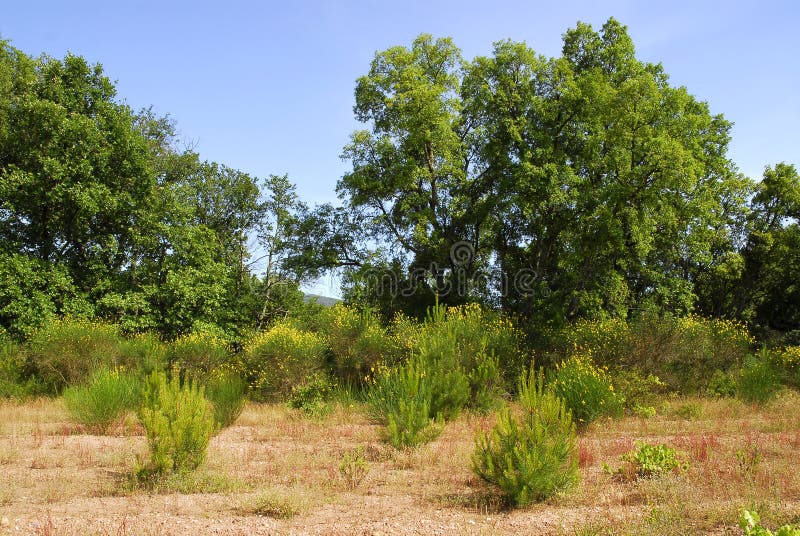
367;356;445;448
740;510;800;536
774;346;800;389
26;318;124;394
320;305;396;386
168;330;231;380
205;370;247;429
621;441;687;479
0;337;37;398
137;370;217;478
287;374;332;418
118;332;167;376
737;354;782;405
242;323;327;401
472;369;579;506
706;369;738;397
62;368;141;433
611;368;667;411
549;352;624;428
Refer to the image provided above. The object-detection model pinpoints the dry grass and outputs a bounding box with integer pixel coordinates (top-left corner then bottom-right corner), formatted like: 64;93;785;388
0;395;798;534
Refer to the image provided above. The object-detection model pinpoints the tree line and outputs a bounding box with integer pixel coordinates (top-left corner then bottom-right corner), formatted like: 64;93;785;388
1;18;798;344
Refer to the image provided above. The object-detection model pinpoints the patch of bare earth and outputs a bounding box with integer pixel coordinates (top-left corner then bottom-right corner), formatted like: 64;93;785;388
1;394;799;535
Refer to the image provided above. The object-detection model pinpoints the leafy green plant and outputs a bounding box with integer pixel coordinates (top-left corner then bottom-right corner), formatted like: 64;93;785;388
620;441;687;479
242;323;327;401
339;446;370;490
26;318;124;394
136;370;217;478
707;368;738;397
740;510;800;536
674;401;704;420
472;369;579;507
287;374;332;418
549;352;624;428
738;355;782;404
205;370;247;429
62;367;141;433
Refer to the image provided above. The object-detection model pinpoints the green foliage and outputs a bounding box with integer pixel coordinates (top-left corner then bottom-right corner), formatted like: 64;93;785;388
621;441;687;479
740;510;800;536
205;370;247;429
472;370;579;506
707;369;738;397
674;402;704;420
137;370;216;477
549;352;624;428
737;354;782;404
62;367;141;433
118;332;167;376
287;374;332;418
319;305;396;386
0;337;38;398
26;318;124;394
242;323;327;401
368;356;445;448
610;368;667;411
168;329;231;380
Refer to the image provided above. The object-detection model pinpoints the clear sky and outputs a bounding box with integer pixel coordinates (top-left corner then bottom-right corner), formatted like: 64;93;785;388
2;0;799;294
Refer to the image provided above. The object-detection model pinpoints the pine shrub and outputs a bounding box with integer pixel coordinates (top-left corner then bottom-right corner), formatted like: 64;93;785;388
137;370;216;477
472;369;578;506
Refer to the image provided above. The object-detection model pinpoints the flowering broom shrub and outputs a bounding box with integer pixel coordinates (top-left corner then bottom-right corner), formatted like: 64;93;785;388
549;352;624;428
242;323;327;401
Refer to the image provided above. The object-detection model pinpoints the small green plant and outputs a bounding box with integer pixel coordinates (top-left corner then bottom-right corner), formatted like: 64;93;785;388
472;369;579;507
339;446;370;490
632;404;657;418
738;355;782;404
549;352;624;428
239;490;307;519
205;370;247;429
736;440;763;478
62;367;141;433
620;441;687;479
287;374;332;418
740;510;800;536
136;370;217;479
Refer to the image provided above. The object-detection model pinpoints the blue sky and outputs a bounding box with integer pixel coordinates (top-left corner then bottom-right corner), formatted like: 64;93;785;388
2;1;799;294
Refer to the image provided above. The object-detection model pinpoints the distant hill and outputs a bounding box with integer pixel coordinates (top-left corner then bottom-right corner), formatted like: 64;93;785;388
303;294;341;307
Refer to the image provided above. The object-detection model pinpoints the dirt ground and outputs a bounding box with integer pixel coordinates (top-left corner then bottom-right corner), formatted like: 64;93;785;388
1;395;799;535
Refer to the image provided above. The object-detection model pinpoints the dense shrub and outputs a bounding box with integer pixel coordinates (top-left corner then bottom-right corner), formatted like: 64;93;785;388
549;352;624;428
168;330;231;380
737;353;782;404
205;370;247;429
555;314;754;393
242;323;327;401
366;356;446;447
610;368;666;412
0;337;37;398
472;370;578;506
62;367;141;433
26;318;124;394
287;374;332;417
118;332;167;376
320;305;397;386
774;346;800;389
137;370;216;477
